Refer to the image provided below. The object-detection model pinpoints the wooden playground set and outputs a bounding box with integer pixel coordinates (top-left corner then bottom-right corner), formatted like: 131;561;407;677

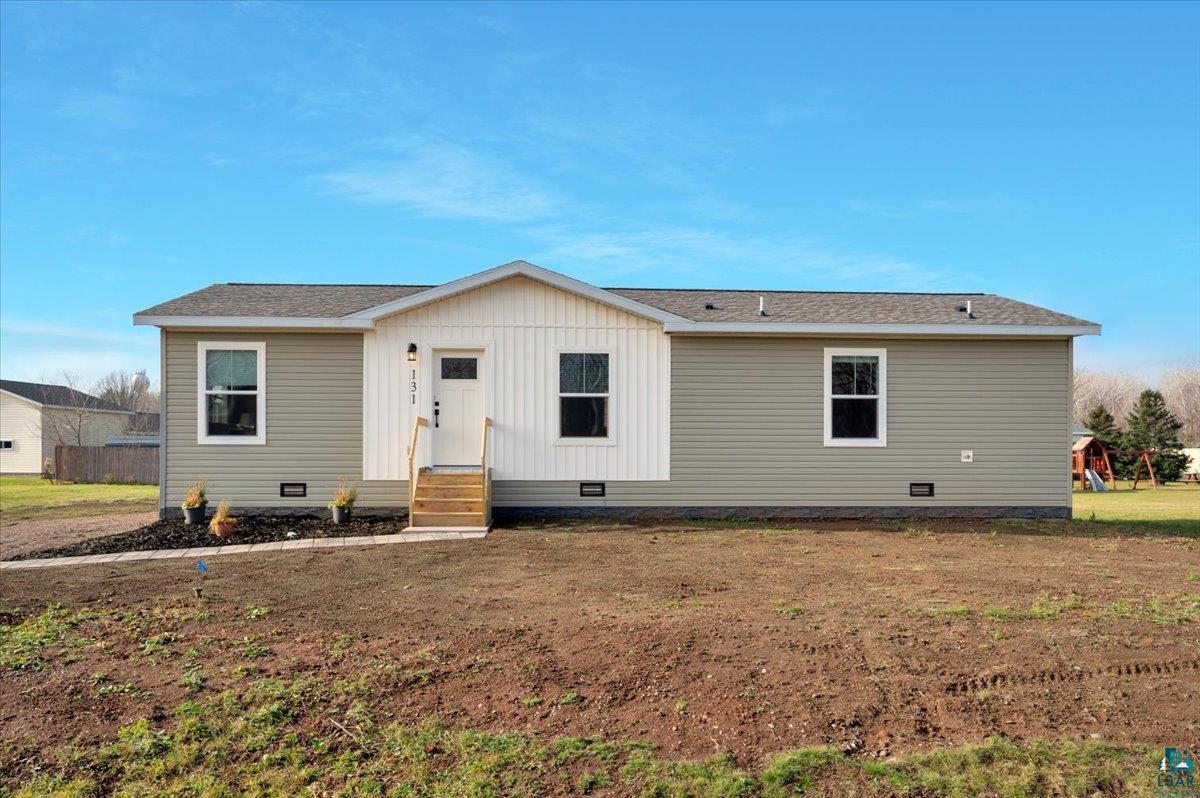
1071;436;1161;491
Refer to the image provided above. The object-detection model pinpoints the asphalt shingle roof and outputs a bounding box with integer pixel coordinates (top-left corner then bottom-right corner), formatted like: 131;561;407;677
135;280;1095;328
136;283;432;318
0;380;132;413
607;287;1094;326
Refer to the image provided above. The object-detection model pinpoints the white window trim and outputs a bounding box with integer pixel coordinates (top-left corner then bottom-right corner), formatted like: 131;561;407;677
823;347;887;448
554;348;615;446
197;341;266;445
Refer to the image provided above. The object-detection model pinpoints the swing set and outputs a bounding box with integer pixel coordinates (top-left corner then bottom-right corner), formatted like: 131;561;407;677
1071;436;1158;490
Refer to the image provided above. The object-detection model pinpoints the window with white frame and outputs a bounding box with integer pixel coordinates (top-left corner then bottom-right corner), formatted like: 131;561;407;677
824;348;886;446
198;342;265;444
558;352;609;439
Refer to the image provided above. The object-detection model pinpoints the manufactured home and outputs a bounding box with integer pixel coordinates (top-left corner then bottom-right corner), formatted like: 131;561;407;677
134;260;1099;525
0;380;134;475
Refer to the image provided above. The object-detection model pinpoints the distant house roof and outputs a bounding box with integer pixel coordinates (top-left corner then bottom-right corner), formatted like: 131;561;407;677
134;260;1099;334
0;379;132;414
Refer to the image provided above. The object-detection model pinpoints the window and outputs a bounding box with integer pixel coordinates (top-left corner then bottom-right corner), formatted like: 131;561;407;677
0;440;12;450
198;342;266;444
559;352;609;439
824;348;886;447
440;357;478;380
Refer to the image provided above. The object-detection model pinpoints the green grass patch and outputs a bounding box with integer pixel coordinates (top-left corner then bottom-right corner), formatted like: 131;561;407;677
5;673;1161;797
915;604;972;618
1073;484;1200;536
0;605;101;671
984;592;1082;622
771;600;805;619
1094;595;1200;624
0;476;156;524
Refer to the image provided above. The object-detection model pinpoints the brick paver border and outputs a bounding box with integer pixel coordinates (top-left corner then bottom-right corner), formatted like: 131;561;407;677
0;530;488;570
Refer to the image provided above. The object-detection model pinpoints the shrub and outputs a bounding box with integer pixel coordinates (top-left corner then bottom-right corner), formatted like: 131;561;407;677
182;480;207;509
209;501;235;535
328;477;358;510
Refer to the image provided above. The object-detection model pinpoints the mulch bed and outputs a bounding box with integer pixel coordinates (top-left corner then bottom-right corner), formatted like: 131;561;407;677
7;514;409;561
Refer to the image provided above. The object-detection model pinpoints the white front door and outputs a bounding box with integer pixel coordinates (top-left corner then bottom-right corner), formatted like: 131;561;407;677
432;349;485;466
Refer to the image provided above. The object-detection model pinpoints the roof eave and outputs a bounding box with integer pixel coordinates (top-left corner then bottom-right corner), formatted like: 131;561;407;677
0;388;133;414
132;314;374;330
662;321;1101;337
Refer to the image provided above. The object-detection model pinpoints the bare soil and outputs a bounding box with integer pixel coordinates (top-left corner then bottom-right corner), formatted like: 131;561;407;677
5;513;410;560
0;509;158;560
2;520;1197;772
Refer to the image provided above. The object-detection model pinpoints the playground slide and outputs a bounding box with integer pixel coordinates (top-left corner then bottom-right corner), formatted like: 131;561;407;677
1084;469;1108;492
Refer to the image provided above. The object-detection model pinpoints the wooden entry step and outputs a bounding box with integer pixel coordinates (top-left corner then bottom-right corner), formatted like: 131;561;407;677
406;467;491;531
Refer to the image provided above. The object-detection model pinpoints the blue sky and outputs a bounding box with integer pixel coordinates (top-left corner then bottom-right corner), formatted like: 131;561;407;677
2;1;1197;388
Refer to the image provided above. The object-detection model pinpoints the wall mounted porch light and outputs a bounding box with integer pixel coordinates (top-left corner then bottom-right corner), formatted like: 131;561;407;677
406;343;418;362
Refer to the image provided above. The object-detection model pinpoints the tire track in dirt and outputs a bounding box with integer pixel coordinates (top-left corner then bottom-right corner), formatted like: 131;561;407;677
944;657;1200;694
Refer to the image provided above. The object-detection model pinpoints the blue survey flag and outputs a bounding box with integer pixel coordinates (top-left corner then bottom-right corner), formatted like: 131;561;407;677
197;560;207;575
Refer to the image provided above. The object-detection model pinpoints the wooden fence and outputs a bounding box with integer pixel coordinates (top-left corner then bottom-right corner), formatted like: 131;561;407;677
54;445;158;485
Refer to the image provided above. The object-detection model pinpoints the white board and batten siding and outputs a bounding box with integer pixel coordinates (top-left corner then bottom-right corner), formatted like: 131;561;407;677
363;275;671;482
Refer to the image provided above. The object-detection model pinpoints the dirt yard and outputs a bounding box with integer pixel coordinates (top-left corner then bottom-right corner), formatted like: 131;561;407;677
2;519;1197;792
0;510;158;559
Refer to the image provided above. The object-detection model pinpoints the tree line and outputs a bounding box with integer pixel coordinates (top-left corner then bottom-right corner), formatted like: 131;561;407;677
1074;368;1196;482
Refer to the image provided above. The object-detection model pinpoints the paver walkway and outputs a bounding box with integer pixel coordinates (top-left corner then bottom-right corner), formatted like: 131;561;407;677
0;529;487;570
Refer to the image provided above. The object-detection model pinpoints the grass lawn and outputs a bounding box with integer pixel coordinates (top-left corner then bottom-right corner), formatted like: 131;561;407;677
3;521;1195;795
0;476;157;525
1073;482;1200;536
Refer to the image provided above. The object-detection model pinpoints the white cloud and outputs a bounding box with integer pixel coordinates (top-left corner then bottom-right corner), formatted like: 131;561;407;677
317;141;951;290
56;93;141;128
71;225;132;246
321;141;561;222
0;317;159;387
845;198;968;218
528;224;954;290
843;200;913;220
0;346;160;389
1;318;148;346
762;103;833;126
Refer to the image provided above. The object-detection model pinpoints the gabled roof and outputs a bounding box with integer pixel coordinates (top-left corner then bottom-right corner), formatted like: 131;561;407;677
340;261;690;325
133;260;1100;336
0;379;132;414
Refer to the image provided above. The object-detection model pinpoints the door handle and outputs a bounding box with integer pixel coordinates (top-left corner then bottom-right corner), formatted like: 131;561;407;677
433;401;439;428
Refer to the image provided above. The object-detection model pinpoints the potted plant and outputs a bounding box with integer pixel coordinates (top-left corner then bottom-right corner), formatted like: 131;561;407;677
181;480;207;525
328;477;358;525
209;500;236;539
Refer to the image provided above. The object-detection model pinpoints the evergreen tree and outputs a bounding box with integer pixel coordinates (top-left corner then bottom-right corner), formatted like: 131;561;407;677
1083;403;1130;477
1084;404;1120;445
1124;389;1189;482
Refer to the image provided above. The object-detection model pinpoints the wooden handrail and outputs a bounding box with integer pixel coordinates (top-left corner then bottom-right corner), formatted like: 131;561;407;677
479;416;493;469
480;417;493;522
407;416;428;509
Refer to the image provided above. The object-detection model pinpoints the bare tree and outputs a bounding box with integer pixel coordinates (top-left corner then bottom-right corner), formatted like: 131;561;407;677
1073;369;1146;427
1160;368;1200;446
95;369;158;413
34;373;103;448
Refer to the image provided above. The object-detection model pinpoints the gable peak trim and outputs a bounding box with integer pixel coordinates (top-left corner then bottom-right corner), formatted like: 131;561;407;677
344;260;691;325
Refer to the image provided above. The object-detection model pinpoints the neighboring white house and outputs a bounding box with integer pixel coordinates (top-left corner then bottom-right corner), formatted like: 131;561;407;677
0;380;134;475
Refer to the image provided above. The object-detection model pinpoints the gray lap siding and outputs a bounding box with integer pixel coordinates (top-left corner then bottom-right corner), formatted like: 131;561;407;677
163;332;1070;516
